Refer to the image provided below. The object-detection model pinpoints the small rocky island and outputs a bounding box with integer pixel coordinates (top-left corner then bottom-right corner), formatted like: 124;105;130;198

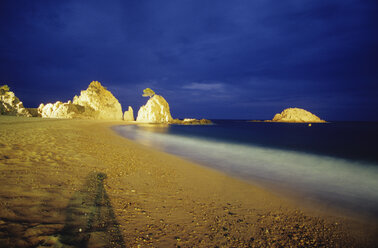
269;108;326;123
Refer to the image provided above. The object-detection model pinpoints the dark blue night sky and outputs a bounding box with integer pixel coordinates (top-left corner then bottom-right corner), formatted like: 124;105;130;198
1;0;377;120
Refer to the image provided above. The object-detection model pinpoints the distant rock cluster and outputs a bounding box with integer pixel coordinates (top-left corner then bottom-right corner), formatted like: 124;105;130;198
0;82;211;124
1;82;327;124
171;118;212;125
1;82;328;124
271;108;325;123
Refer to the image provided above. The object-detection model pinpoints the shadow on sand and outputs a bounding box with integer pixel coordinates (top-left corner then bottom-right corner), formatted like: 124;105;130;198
59;172;125;248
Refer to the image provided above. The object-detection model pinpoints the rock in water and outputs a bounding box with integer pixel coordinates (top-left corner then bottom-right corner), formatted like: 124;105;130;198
73;81;123;120
123;106;134;121
171;118;212;125
272;108;325;123
0;85;31;117
136;95;173;123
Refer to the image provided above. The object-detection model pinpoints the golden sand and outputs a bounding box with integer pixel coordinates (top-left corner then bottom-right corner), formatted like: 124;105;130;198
0;116;376;247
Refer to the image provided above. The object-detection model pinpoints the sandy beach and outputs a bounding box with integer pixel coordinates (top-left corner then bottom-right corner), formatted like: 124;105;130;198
0;116;377;247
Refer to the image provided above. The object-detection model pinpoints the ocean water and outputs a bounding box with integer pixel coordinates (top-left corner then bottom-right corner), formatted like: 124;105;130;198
113;121;378;217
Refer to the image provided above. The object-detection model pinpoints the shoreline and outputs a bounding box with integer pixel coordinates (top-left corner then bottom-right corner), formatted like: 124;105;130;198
113;122;378;221
0;116;377;247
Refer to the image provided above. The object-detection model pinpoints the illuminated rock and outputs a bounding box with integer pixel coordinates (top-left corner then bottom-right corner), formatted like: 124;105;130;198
272;108;325;123
136;92;211;124
38;101;86;119
123;106;134;121
73;81;123;120
39;81;123;120
0;85;31;117
171;118;212;125
136;95;173;123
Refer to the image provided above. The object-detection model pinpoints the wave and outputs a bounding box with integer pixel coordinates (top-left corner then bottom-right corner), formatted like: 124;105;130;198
114;125;378;216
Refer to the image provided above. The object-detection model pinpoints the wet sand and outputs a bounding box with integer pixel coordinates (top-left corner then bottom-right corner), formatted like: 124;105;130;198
0;116;377;247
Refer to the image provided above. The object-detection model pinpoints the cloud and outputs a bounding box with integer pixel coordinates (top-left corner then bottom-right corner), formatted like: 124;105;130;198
182;82;225;91
0;0;377;120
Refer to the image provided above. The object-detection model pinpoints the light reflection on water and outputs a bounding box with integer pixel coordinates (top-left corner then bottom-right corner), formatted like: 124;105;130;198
114;124;378;217
131;124;170;148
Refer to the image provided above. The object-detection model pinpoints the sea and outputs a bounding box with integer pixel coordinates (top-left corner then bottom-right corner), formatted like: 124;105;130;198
113;120;378;217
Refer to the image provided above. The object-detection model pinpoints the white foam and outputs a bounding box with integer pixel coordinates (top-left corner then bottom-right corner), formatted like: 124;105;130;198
114;125;378;214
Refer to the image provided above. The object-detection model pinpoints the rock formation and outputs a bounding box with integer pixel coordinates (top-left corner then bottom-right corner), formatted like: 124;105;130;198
271;108;325;123
26;108;40;117
0;85;31;117
72;81;123;120
136;91;211;124
171;118;212;125
38;101;86;119
136;95;173;123
123;106;134;121
39;81;123;120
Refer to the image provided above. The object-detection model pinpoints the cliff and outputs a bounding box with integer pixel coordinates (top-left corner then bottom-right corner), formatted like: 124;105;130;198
271;108;325;123
39;81;123;120
136;95;173;123
0;85;31;117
